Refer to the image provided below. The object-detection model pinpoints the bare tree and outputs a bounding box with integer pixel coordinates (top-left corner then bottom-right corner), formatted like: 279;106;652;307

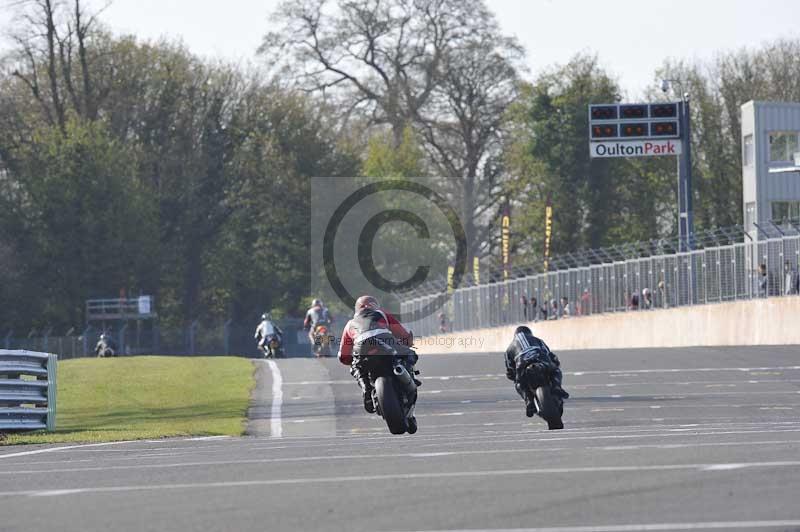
261;0;523;260
260;0;477;146
416;24;523;258
8;0;105;131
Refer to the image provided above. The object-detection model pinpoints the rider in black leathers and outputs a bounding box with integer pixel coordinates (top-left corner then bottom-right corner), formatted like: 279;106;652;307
505;326;569;417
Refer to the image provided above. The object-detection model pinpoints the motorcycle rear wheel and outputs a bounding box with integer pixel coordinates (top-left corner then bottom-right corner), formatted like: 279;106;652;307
375;376;406;435
534;386;563;430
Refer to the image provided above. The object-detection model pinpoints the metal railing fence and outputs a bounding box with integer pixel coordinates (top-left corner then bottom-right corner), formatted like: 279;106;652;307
0;350;57;432
401;234;800;337
2;319;312;359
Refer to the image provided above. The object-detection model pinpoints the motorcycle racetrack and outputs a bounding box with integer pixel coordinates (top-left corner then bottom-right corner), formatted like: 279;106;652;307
2;346;800;532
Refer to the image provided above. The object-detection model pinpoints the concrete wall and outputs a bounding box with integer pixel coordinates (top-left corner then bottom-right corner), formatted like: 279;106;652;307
415;297;800;354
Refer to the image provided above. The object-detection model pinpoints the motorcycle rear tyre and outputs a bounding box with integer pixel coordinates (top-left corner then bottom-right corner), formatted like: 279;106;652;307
375;376;406;435
535;386;563;430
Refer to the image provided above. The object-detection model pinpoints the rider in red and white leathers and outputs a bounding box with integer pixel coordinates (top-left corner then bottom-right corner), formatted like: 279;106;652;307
338;295;416;413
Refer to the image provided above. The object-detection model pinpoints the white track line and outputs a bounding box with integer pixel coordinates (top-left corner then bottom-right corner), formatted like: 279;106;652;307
282;366;800;386
402;520;800;532
3;440;800;476
266;359;283;438
0;441;138;459
4;461;800;498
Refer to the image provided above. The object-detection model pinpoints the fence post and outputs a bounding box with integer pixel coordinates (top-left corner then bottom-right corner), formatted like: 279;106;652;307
64;328;74;360
43;327;52;352
188;320;199;354
47;353;58;431
152;324;159;354
223;319;232;355
82;325;93;357
119;323;128;355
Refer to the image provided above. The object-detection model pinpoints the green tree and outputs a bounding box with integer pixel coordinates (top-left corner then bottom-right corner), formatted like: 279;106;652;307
506;54;675;267
362;126;424;178
0;118;156;328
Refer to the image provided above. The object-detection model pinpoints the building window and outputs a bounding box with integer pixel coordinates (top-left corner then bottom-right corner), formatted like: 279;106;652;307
771;201;800;224
745;202;756;231
769;131;800;162
743;134;754;166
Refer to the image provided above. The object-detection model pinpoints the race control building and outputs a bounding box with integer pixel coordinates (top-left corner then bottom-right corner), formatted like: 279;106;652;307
741;100;800;240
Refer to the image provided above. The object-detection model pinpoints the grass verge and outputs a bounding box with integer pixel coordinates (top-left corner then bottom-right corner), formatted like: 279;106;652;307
1;356;254;446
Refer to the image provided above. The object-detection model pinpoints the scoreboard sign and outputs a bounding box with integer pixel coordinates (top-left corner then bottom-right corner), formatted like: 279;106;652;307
589;102;681;158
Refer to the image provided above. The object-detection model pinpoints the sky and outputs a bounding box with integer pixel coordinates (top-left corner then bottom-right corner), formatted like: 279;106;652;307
1;0;799;97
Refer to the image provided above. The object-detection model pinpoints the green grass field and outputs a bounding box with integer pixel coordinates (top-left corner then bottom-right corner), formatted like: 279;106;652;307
1;356;255;446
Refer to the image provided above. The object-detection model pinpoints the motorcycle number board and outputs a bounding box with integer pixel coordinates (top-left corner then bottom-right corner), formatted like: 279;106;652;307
590;139;682;158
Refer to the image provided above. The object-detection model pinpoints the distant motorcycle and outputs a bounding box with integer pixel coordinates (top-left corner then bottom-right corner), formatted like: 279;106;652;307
95;336;117;358
312;323;333;358
360;341;419;435
261;333;283;359
519;353;564;430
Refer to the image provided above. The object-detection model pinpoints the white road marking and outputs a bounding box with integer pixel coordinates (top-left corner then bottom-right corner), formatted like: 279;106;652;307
4;440;799;476
702;463;748;471
266;359;283;439
6;461;800;498
240;424;800;453
565;366;800;376
598;440;800;451
0;441;139;459
402;520;800;532
281;366;800;386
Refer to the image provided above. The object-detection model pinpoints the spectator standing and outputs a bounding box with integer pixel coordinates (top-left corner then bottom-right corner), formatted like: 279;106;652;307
784;261;799;295
438;312;449;333
642;288;653;309
580;288;591;316
658;279;668;308
758;264;768;297
520;294;529;320
530;296;538;322
549;299;560;320
629;291;639;310
539;301;548;321
560;297;572;318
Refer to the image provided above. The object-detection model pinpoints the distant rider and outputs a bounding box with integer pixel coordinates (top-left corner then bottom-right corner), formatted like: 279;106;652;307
254;313;283;354
338;295;418;413
304;299;333;347
505;325;569;417
95;333;118;357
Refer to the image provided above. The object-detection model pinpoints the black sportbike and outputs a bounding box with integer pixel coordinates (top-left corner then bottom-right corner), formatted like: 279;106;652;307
519;353;564;430
357;342;419;435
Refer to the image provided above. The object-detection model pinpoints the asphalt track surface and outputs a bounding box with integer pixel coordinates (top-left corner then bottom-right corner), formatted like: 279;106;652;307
2;346;800;532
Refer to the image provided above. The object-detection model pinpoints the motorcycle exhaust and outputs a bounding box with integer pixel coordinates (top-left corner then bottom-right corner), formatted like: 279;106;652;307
393;364;417;395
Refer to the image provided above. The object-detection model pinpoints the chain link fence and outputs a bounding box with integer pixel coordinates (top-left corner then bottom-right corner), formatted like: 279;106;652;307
1;319;313;359
401;234;800;337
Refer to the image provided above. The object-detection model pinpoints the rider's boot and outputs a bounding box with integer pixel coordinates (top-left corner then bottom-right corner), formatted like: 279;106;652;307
552;371;570;399
525;397;536;417
553;385;570;399
524;392;536;418
359;377;375;413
